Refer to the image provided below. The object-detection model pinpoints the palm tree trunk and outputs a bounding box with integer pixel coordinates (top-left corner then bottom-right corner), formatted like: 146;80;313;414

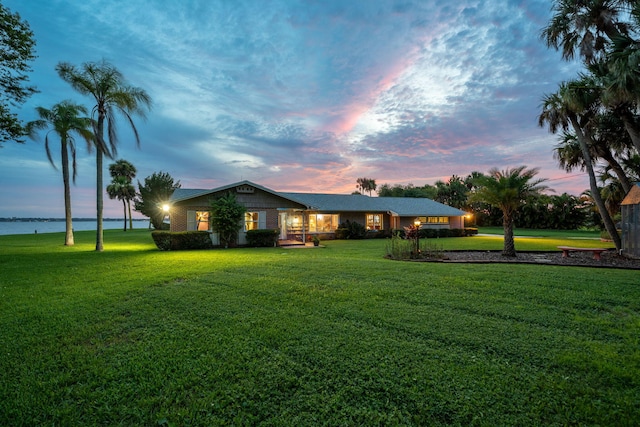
96;149;104;251
127;199;133;230
571;118;621;250
122;200;127;231
61;141;74;246
599;149;632;194
502;212;516;257
621;114;640;154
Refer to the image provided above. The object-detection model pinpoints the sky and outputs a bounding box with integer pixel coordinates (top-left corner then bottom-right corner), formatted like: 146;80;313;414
1;0;585;218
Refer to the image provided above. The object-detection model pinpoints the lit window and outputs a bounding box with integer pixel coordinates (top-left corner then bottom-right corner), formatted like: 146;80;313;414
245;212;259;231
196;211;209;231
426;216;449;224
308;214;339;232
366;213;383;230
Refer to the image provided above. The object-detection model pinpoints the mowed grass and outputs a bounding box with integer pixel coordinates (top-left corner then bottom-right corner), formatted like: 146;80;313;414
0;230;638;426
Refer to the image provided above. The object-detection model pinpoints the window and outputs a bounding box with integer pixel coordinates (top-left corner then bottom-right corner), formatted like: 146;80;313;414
366;213;383;230
245;212;259;231
308;214;339;232
244;211;266;231
187;211;210;231
426;216;449;224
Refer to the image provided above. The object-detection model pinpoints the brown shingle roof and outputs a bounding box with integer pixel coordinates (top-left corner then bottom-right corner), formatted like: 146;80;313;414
621;184;640;205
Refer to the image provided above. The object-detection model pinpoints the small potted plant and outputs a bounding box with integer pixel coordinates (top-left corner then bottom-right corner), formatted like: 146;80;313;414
312;235;320;246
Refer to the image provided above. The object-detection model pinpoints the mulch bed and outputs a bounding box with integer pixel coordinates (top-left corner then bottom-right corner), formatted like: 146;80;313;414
418;250;640;269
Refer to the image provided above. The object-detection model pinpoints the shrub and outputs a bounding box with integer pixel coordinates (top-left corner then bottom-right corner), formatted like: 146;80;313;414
465;227;478;236
385;232;414;259
385;232;445;260
151;231;214;251
336;220;366;239
210;192;246;248
246;229;279;247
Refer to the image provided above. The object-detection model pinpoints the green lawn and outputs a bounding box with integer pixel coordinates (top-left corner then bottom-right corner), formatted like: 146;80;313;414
0;230;638;426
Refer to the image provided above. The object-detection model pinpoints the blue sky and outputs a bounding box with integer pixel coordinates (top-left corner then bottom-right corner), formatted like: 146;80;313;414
1;0;583;218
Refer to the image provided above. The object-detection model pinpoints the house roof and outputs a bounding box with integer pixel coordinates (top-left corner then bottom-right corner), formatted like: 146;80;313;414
280;192;468;217
621;183;640;206
170;180;313;207
171;180;468;217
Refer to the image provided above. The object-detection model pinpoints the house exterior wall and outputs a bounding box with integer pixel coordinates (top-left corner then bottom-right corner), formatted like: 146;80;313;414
170;188;303;233
622;203;640;258
168;183;468;242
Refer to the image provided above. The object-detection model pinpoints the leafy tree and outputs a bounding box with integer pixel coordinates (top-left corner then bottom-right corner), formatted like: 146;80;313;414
0;3;37;145
470;166;549;257
210;192;246;248
377;183;437;198
57;60;151;251
434;175;469;208
26;101;93;246
134;171;180;230
107;160;137;231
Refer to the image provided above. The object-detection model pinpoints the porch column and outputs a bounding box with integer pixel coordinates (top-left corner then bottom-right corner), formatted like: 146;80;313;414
302;211;306;243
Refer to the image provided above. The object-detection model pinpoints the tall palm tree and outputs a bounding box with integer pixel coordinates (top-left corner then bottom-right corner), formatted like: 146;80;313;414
541;0;631;64
538;81;622;250
108;159;137;230
26;101;93;246
56;60;151;251
107;175;136;231
542;1;640;153
471;166;548;257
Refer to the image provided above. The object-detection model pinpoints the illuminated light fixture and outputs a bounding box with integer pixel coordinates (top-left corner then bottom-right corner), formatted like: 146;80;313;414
162;204;170;213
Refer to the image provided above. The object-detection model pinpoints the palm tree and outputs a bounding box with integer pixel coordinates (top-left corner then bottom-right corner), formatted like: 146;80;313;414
356;177;377;196
108;159;137;230
107;175;136;231
538;81;622;250
56;60;151;251
541;0;631;64
471;166;549;257
26;101;93;246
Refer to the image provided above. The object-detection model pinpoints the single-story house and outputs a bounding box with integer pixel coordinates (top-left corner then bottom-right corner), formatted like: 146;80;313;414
621;183;640;258
167;180;469;244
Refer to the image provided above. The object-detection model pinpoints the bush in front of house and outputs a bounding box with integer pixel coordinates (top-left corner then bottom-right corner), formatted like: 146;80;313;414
151;231;214;251
246;229;279;247
336;220;367;239
391;228;472;239
465;227;478;236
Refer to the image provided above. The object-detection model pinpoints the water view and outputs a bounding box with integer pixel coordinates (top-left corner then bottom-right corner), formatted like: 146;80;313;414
0;219;151;236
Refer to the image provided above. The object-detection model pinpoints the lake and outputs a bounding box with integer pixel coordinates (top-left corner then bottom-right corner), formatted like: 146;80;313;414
0;219;151;236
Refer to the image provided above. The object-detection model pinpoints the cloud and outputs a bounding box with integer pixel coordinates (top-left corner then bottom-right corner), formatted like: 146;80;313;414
1;0;589;217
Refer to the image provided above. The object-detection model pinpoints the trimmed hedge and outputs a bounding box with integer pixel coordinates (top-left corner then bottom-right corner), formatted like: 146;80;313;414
246;229;279;247
390;228;474;239
151;231;214;251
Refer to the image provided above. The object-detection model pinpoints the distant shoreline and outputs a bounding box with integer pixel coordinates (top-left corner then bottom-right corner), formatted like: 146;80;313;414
0;218;149;222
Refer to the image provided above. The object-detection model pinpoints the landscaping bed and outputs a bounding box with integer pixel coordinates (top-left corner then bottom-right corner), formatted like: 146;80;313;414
426;249;640;269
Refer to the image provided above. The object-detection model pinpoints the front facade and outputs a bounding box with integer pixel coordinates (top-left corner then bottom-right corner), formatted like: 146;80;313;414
168;180;468;244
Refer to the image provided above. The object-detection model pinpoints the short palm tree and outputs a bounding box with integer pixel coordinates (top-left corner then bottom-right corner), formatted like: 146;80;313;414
471;166;549;257
56;60;151;251
108;159;137;230
26;101;93;246
107;175;136;231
